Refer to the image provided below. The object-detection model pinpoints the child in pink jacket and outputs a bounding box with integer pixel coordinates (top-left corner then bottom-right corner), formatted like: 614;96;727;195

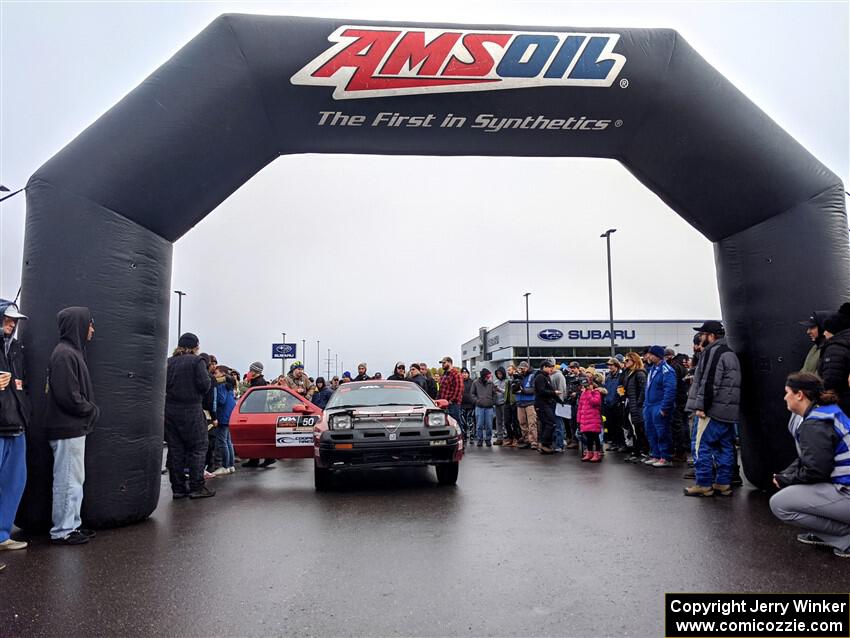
577;372;606;462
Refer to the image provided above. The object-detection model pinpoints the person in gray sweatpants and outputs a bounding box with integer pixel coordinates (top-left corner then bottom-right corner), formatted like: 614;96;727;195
769;373;850;558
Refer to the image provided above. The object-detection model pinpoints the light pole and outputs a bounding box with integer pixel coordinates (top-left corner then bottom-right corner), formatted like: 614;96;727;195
281;332;286;375
302;339;306;366
173;290;187;344
600;228;617;358
317;340;320;378
0;184;24;204
523;292;531;364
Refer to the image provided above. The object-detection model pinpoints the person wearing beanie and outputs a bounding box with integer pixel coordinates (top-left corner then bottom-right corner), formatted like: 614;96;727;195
178;332;200;349
664;348;690;462
387;362;407;381
603;357;626;452
685;321;742;496
283;362;316;401
340;371;352;384
354;363;370;382
165;331;214;500
470;368;498;447
241;360;276;469
818;303;850;416
642;346;677;468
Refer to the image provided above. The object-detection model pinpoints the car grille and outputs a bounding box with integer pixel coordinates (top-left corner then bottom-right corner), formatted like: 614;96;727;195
354;413;424;429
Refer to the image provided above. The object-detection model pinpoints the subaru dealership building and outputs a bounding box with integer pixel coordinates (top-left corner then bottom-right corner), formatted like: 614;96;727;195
460;320;711;374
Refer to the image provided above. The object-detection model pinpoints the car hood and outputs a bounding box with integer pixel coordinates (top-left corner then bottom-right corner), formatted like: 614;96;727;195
325;405;429;417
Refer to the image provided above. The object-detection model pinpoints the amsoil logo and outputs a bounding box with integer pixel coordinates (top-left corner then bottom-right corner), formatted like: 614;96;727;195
291;26;627;99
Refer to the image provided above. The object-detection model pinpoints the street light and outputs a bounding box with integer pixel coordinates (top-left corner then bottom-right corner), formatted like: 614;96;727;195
600;228;617;358
173;290;187;344
317;340;320;379
0;184;24;204
523;292;531;363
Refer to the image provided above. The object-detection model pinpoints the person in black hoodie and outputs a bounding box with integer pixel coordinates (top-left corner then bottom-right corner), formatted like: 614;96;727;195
818;304;850;416
0;299;31;557
165;333;213;500
311;377;333;409
44;307;99;545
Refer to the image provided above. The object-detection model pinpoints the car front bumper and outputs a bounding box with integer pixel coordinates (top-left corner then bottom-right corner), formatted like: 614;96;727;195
315;427;463;470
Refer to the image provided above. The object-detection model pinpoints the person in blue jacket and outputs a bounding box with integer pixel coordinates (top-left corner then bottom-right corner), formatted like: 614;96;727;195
642;345;677;467
212;365;237;475
311;377;333;410
514;361;538;449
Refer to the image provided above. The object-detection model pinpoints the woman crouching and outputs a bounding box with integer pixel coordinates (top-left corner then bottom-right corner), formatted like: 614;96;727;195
770;372;850;558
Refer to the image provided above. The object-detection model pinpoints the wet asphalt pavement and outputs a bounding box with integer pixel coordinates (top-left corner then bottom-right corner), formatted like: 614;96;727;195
1;446;847;638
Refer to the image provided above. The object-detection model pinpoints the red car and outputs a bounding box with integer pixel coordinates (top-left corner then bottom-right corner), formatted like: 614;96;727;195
230;385;323;461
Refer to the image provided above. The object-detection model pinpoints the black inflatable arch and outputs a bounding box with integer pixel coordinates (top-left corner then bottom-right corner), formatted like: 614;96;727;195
18;15;848;528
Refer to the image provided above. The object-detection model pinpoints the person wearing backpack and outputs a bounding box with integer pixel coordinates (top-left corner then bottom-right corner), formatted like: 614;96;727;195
684;321;741;497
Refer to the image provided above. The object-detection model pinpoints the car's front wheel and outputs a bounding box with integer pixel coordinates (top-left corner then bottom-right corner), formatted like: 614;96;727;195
435;462;459;486
314;464;333;491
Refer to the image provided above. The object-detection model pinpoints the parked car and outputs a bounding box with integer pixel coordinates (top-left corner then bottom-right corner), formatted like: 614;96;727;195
313;380;463;490
230;385;323;461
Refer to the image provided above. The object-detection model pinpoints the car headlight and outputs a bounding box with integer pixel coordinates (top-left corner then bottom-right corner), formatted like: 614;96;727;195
331;414;352;430
426;411;446;427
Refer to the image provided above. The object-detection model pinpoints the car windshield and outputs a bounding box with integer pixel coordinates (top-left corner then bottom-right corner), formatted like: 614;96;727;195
240;388;301;414
326;382;432;409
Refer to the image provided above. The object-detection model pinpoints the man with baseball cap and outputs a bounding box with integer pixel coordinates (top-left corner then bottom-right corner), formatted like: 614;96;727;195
684;320;741;497
798;312;827;374
0;299;31;562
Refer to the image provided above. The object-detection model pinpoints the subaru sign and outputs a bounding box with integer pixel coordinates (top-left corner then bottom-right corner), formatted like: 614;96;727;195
538;329;564;341
272;343;297;359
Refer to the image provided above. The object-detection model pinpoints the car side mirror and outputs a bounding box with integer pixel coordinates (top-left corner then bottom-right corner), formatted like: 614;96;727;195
435;399;449;409
292;403;308;413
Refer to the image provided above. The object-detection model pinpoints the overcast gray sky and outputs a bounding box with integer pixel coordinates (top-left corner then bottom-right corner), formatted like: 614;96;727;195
1;1;847;378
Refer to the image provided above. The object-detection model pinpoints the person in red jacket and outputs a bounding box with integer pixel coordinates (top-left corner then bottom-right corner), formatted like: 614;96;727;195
578;370;605;463
438;357;463;432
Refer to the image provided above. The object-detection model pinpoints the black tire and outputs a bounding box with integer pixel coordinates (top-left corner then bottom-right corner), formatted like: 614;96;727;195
314;464;333;491
435;462;459;486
